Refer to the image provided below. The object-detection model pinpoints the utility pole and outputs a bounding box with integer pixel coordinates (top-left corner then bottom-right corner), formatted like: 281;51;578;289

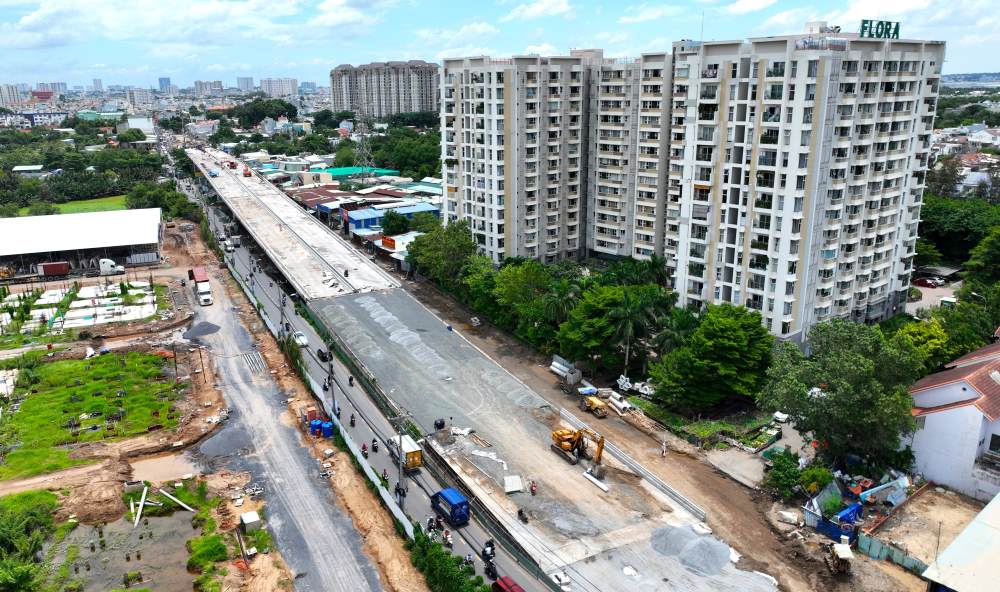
351;102;375;186
388;412;413;508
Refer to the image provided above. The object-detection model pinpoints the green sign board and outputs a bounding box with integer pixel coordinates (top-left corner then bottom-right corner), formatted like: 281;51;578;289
859;20;900;39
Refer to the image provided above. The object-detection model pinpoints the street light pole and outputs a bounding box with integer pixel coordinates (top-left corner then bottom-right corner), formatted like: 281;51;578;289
388;412;413;508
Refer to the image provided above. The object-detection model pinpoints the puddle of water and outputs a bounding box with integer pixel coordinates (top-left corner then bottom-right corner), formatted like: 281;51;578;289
131;454;199;483
55;513;196;592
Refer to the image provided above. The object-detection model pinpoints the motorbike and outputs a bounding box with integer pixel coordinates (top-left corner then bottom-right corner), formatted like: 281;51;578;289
530;480;538;496
361;443;368;458
483;559;498;580
349;414;355;427
518;508;529;524
348;376;354;387
442;530;453;548
371;439;379;453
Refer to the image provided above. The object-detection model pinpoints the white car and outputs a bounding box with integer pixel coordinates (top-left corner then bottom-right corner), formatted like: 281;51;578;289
292;331;309;347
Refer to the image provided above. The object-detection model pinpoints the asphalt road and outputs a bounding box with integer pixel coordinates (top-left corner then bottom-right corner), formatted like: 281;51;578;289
212;216;550;592
184;231;382;591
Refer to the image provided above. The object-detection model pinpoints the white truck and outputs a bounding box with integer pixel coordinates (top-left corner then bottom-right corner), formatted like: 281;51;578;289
98;258;125;276
188;267;213;306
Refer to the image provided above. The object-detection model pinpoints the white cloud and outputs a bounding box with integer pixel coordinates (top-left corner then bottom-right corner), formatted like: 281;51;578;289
723;0;776;15
595;31;629;44
501;0;571;22
618;4;682;24
417;21;500;46
436;45;497;59
646;36;670;50
758;7;810;31
524;42;557;54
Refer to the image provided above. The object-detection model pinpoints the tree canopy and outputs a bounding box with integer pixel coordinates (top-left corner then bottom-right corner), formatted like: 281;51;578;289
965;226;1000;284
117;128;146;143
381;210;410;235
760;319;921;468
228;98;297;128
650;304;773;412
125;181;201;221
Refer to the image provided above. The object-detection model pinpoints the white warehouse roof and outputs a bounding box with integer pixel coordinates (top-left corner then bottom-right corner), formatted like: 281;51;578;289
0;208;161;257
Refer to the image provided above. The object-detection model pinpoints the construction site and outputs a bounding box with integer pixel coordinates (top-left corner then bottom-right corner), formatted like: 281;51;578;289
187;145;779;592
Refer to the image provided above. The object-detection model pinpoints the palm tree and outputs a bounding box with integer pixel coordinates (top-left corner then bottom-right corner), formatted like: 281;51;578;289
543;278;581;326
611;288;656;375
650;307;700;356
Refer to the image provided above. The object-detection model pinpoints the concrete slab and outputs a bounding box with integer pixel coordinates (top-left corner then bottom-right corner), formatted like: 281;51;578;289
316;289;777;592
188;148;397;301
706;448;765;489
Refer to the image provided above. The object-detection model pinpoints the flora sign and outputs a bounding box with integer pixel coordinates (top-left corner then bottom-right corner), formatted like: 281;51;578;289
859;20;900;39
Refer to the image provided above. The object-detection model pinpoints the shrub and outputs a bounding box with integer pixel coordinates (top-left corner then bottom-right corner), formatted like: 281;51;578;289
799;466;833;495
186;534;227;572
763;449;801;500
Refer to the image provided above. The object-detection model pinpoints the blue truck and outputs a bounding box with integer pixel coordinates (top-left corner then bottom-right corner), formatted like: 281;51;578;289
431;488;470;527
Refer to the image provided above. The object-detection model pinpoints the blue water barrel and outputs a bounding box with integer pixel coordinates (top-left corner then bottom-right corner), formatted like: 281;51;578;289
310;419;322;435
321;421;334;438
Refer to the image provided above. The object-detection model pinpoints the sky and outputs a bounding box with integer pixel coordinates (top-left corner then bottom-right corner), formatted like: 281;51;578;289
0;0;996;87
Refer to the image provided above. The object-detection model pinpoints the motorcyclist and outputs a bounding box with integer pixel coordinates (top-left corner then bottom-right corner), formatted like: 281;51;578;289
349;414;355;427
361;443;368;457
371;438;379;453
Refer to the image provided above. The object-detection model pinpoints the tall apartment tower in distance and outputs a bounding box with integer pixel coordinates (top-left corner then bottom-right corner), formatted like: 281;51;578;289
158;77;171;92
237;77;254;92
0;84;20;108
92;78;103;93
260;78;297;98
126;87;153;108
669;22;944;340
330;61;438;118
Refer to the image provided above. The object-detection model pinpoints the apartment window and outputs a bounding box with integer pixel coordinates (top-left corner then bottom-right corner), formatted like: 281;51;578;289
807;60;818;78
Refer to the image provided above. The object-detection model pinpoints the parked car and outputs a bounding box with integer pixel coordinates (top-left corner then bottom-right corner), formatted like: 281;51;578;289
316;349;331;363
913;278;937;288
928;276;947;286
292;331;309;347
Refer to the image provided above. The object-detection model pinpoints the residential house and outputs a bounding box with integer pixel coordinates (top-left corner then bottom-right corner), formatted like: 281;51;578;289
908;343;1000;501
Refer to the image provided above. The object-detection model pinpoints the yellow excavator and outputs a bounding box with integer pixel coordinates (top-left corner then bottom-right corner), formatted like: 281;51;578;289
551;428;607;479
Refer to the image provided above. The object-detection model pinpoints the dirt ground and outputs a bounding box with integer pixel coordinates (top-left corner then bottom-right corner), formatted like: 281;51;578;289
873;487;983;566
211;235;428;592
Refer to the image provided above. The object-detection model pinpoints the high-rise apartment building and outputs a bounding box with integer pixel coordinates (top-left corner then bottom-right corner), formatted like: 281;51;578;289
193;80;224;96
441;52;597;263
587;53;672;260
260;78;297;98
38;82;68;95
668;22;943;339
158;77;171;92
0;84;20;108
442;23;944;338
126;87;153;108
92;78;103;92
237;77;254;92
330;61;438;118
299;81;317;94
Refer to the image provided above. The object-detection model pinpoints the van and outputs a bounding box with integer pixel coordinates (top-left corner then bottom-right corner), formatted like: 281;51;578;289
223;240;234;252
492;577;526;592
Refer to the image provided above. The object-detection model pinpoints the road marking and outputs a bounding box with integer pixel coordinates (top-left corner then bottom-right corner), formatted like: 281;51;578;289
243;351;266;375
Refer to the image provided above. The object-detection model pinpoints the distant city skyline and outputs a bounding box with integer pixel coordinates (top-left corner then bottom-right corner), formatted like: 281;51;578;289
0;0;994;85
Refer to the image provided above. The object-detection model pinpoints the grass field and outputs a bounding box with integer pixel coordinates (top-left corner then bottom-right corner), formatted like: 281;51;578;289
18;195;126;216
0;352;183;480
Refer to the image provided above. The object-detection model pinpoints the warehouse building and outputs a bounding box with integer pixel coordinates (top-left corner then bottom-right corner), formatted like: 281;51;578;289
0;208;162;278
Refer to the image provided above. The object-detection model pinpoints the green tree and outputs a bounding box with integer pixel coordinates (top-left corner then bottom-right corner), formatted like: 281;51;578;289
493;260;553;345
894;318;956;374
334;147;355;168
312;109;337;129
0;203;18;218
406;221;477;292
542;278;581;327
25;202;58;216
228;98;297;127
381;210;410;235
649;307;700;356
914;238;942;268
965;226;1000;284
760;319;921;468
410;211;441;233
610;285;665;374
461;255;500;318
298;133;331;154
556;284;623;371
117;128;146;143
926;156;961;198
651;304;773;412
919;195;1000;262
